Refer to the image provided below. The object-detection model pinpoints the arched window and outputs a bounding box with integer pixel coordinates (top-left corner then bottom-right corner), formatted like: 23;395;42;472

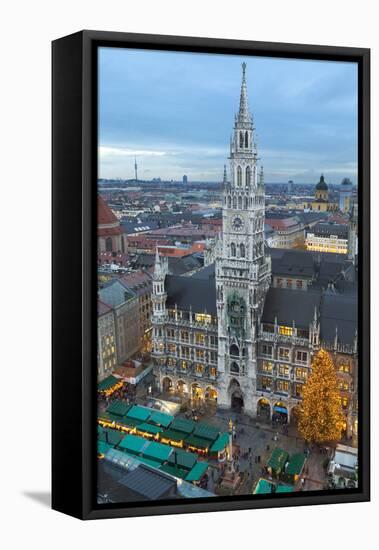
230;361;240;374
231;243;236;256
232;196;237;209
239;132;243;148
227;196;231;208
105;237;113;252
245;131;249;148
244;196;248;209
238;196;242;209
230;344;239;357
237;166;242;186
246;166;251;186
240;243;245;258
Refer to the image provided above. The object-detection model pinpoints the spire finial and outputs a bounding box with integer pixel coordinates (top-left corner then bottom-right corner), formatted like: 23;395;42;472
242;62;246;76
237;63;251;124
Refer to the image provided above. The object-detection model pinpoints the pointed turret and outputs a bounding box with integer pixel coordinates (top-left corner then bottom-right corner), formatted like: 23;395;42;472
238;62;251;124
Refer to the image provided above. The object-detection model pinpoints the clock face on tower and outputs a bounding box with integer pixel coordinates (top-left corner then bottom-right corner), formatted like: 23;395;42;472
232;216;244;231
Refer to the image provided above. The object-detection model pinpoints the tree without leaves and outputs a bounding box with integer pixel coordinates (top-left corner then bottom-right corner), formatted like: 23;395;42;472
298;349;345;444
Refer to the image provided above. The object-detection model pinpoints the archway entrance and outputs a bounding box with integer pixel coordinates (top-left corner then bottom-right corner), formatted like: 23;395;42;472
272;402;288;424
162;377;173;393
257;398;271;420
177;380;188;395
205;386;218;402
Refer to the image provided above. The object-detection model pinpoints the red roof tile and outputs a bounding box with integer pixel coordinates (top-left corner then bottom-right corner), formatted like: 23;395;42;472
98;195;119;226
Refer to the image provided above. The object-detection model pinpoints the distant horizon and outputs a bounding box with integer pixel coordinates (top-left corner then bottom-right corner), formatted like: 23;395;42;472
99;48;358;184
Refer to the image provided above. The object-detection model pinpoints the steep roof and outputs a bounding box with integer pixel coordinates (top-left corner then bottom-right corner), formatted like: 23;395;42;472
165;274;217;315
262;287;321;329
98;195;119;226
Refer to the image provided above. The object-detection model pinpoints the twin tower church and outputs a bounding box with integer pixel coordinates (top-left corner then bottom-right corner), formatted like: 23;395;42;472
151;64;358;436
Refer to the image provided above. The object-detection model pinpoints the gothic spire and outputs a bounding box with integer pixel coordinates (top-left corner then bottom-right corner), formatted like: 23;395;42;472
237;62;251;124
154;246;162;277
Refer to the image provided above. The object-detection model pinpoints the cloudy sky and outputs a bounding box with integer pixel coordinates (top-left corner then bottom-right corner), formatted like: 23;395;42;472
99;47;358;184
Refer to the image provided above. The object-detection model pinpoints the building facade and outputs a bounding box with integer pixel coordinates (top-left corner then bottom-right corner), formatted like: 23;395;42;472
151;65;358;438
306;222;349;254
97;300;117;381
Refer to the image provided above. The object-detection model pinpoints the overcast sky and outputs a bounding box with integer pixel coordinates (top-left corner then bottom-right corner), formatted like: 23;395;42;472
98;47;358;184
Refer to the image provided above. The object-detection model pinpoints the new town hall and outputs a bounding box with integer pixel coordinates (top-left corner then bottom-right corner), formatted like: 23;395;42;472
151;64;358;438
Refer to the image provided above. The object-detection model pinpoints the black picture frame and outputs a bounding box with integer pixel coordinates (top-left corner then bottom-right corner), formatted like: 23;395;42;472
52;30;370;520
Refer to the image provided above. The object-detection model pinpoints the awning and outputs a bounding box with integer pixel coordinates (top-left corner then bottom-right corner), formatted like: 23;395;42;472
160;429;186;443
193;423;219;442
168;449;198;469
119;433;149;455
159;464;188;479
185;435;210;450
210;432;230;453
106;400;131;417
142;440;173;463
273;406;288;414
148;410;173;428
136;423;163;435
170;417;196;434
97;375;120;392
185;461;209;482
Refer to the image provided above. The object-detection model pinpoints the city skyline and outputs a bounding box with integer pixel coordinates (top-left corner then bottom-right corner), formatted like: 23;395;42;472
99;47;358;184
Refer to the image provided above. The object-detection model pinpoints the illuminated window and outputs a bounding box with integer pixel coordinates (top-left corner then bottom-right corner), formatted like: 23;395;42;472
339;364;351;374
195;333;205;345
279;347;290;360
295;384;303;397
181;361;188;370
295;367;307;380
278;364;289;377
181;330;189;342
262;361;273;373
195;364;204;374
261;376;272;390
210;367;217;377
196;349;205;360
168;343;176;353
277;380;289;393
339;381;349;391
195;313;212;324
279;326;293;336
181;346;190;358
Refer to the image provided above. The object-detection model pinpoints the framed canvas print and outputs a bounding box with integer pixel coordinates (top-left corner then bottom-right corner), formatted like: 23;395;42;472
52;30;370;520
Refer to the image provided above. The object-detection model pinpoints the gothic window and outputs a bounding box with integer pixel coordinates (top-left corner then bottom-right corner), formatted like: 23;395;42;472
244;196;248;209
246;166;251;186
230;361;240;374
239;132;243;148
231;242;236;256
230;344;239;356
105;237;113;252
228;196;231;208
237;166;242;186
240;243;245;257
245;131;249;148
238;196;242;209
233;196;237;209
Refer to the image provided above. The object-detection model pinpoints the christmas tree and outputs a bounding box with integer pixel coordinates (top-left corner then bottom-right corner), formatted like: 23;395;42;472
298;349;345;443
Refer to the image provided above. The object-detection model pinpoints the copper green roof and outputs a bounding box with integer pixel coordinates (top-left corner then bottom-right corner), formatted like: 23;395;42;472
193;423;219;442
185;461;209;482
285;453;306;476
185;435;210;450
267;448;289;472
254;478;275;494
126;405;151;422
106;400;131;417
210;432;229;453
170;417;195;434
136;423;163;435
119;433;149;455
167;449;198;470
148;410;173;428
159;464;188;479
98;427;124;447
142;440;173;462
97;375;120;391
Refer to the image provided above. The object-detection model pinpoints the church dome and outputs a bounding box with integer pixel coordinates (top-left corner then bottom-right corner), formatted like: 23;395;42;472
316;174;328;191
341;177;352;186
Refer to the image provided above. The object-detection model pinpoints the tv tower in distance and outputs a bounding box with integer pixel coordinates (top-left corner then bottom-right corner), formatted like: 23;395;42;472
134;157;138;181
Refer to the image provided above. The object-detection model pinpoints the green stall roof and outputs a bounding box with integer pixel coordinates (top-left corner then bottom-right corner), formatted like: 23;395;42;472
160;429;186;442
193;423;219;442
276;484;294;493
170;417;196;434
159;464;188;479
148;410;173;428
98;375;120;391
185;435;210;450
137;423;163;435
121;451;162;469
126;405;151;422
285;453;306;476
210;432;230;453
119;434;149;455
267;448;289;472
142;440;173;463
98;428;124;447
185;461;209;482
98;441;113;455
106;400;131;417
168;449;198;470
254;478;275;494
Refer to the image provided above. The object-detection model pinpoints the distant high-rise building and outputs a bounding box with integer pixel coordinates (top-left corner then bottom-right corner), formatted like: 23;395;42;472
183;174;188;185
287;180;294;194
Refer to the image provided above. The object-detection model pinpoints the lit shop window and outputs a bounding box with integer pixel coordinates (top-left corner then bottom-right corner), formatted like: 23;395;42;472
279;326;293;336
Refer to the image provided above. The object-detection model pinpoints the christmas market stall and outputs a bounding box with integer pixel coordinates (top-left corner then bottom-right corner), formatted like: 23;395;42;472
254;478;276;494
266;448;289;478
284;453;306;484
97;375;124;398
209;432;230;462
